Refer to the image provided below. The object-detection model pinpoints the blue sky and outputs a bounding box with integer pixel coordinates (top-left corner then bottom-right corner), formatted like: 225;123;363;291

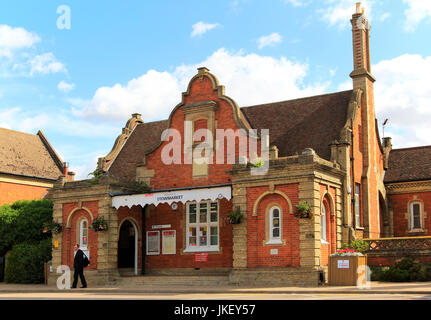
1;0;431;179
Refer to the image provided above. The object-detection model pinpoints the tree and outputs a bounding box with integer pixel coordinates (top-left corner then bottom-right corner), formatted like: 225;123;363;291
0;199;53;283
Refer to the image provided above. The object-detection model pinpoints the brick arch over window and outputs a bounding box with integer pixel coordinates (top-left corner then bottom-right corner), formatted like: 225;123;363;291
66;206;94;228
252;190;293;217
320;191;335;216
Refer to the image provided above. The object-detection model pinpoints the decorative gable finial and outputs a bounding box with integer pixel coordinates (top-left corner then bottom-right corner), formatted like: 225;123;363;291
197;67;209;81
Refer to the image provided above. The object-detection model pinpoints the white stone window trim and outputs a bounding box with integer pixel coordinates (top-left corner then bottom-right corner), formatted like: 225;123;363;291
185;200;220;253
355;183;361;228
265;239;283;245
409;201;424;232
265;206;282;245
321;201;327;242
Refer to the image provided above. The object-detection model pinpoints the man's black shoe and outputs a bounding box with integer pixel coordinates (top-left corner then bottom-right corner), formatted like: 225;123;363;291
80;286;87;288
71;286;76;289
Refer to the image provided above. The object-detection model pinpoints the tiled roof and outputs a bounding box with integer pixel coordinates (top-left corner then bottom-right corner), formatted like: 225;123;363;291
240;90;353;160
108;120;169;181
0;128;64;180
385;146;431;183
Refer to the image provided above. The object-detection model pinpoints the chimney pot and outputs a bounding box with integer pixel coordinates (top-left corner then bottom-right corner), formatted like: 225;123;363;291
356;2;361;14
63;162;69;176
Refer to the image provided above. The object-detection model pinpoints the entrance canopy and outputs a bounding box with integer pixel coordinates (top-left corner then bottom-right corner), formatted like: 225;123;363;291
112;185;232;209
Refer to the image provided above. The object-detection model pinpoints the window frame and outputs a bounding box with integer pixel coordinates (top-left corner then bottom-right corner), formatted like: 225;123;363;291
354;183;361;228
184;200;220;253
266;206;283;245
321;201;328;243
409;201;423;231
79;218;88;251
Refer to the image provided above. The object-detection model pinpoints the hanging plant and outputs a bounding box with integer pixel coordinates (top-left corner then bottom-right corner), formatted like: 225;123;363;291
90;217;108;231
293;201;313;219
224;211;243;225
249;153;264;168
43;221;63;234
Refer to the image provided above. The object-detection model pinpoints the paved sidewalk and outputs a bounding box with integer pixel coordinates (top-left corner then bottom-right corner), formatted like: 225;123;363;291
1;281;431;295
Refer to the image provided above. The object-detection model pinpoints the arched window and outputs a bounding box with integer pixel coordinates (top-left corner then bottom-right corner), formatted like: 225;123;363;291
79;219;88;250
321;202;327;242
269;206;281;243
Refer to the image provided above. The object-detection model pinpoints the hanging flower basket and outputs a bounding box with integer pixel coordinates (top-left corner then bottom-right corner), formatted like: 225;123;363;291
43;221;62;234
90;217;108;231
224;211;243;225
293;201;313;219
249;153;264;168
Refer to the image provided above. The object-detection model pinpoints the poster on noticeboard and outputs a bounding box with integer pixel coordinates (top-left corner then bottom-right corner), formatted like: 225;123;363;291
146;231;160;255
162;230;176;255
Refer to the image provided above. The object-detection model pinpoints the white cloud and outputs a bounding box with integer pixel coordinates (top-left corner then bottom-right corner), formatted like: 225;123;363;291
379;12;391;22
0;24;40;58
58;80;75;93
282;0;309;7
257;33;283;49
329;68;337;77
0;107;20;129
373;54;431;148
403;0;431;31
0;25;66;78
28;53;66;76
0;105;119;139
72;48;328;124
191;21;220;37
72;70;182;122
320;0;373;28
337;80;352;91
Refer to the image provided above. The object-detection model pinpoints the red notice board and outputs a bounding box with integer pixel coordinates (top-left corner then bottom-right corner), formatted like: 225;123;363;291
194;253;208;262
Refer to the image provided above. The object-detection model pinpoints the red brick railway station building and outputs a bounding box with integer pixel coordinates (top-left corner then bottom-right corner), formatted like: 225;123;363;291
48;4;431;286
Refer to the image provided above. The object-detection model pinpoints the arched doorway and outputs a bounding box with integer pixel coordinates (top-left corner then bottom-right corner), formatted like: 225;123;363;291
118;219;138;275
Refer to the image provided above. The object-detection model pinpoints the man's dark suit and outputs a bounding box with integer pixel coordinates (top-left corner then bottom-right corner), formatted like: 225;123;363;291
72;249;87;288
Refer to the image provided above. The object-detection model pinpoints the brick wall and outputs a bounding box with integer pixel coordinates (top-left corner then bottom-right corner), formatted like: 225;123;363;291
0;181;48;206
62;201;99;270
142;198;233;270
389;191;431;236
246;184;300;268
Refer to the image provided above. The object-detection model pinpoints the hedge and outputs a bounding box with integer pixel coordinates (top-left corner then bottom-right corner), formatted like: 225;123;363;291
0;199;53;256
4;239;52;284
370;258;431;282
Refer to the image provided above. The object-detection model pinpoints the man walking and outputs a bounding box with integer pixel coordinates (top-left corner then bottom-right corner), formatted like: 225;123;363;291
72;243;87;288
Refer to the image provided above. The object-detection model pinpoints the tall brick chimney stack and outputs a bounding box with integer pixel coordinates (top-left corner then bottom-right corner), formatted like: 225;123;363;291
349;3;382;239
350;2;375;85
